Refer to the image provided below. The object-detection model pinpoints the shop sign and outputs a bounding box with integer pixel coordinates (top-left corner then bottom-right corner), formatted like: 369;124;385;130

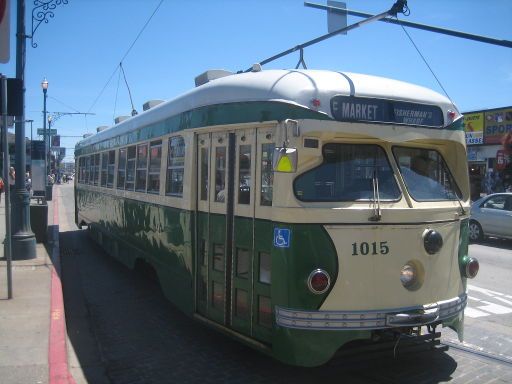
484;107;512;144
496;150;508;171
464;112;484;145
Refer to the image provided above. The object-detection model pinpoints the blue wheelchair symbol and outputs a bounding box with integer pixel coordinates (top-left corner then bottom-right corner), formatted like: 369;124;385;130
273;228;291;248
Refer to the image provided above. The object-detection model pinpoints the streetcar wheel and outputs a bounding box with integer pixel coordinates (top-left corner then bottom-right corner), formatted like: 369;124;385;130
468;220;483;243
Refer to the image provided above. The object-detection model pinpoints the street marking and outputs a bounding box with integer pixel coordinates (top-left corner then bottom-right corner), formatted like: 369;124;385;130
494;296;512;306
465;285;512;318
464;307;490;318
468;285;505;297
477;301;512;315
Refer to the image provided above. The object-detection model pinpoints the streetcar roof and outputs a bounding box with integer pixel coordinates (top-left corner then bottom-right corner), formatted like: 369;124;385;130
77;69;456;149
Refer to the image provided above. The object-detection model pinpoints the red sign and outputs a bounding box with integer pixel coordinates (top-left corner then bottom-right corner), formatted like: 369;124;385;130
496;150;508;171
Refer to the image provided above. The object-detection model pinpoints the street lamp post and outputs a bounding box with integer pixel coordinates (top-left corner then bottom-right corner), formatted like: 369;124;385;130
48;115;52;177
41;78;48;183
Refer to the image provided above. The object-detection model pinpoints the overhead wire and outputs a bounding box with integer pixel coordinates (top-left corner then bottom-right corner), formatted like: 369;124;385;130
396;16;458;112
113;68;122;123
86;0;165;114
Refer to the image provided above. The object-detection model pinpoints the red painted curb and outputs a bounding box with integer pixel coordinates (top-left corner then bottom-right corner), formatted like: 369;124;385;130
48;189;76;384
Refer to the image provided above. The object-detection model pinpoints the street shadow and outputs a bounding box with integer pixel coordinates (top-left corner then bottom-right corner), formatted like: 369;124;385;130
59;228;459;384
476;237;512;250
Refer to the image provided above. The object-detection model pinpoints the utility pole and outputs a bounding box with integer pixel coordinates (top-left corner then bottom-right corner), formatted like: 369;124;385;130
12;0;36;260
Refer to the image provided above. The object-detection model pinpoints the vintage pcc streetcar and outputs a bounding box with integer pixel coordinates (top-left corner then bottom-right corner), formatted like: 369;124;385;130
75;68;479;367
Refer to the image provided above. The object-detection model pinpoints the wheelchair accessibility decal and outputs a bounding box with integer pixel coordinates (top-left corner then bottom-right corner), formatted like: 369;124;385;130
273;228;291;248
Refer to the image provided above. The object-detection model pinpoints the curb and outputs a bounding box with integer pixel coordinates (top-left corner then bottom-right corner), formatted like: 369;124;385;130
48;191;76;384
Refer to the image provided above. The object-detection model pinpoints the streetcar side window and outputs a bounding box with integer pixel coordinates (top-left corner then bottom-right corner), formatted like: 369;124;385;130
93;153;100;186
260;143;274;206
101;152;108;187
215;146;226;202
136;143;148;192
85;156;90;184
393;147;462;201
200;147;208;201
293;144;400;202
79;157;85;183
148;140;162;194
125;146;136;191
166;136;185;197
117;148;127;189
238;144;251;205
107;150;115;188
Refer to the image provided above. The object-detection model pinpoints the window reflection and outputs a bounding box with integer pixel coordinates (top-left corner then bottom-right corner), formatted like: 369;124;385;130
215;147;226;202
260;143;274;206
393;147;462;201
238;145;251;205
294;144;400;202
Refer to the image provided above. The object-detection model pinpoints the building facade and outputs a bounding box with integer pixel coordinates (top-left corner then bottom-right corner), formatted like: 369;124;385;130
464;106;512;200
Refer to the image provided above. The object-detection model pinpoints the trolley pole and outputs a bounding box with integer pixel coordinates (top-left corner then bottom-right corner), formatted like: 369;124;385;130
11;0;36;260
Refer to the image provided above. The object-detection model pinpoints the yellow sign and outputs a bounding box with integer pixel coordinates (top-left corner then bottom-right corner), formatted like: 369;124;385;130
464;113;484;145
464;113;484;132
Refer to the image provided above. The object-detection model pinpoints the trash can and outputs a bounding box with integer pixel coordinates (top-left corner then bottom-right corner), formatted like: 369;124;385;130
30;203;48;243
46;184;53;201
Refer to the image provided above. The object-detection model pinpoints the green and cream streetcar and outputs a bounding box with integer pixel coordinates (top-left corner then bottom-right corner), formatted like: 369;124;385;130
75;68;479;366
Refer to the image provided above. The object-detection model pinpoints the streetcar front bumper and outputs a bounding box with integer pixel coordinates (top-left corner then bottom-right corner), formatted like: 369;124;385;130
275;293;466;330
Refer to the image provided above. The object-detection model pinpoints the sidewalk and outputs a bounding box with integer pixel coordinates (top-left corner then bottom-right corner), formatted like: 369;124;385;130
0;188;74;384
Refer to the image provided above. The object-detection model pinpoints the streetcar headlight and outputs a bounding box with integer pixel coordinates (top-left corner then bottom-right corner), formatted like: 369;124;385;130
423;229;443;254
400;263;417;288
307;269;331;294
462;257;479;279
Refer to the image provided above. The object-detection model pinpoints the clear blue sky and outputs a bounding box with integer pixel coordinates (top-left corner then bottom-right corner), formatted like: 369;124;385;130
1;0;511;162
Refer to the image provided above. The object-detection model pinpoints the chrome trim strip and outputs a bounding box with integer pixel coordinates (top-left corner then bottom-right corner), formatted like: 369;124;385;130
275;293;466;331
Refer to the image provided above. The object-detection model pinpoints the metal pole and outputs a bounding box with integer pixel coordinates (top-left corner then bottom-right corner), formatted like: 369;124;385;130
13;0;36;260
243;0;402;72
48;117;51;176
43;88;47;182
304;2;512;49
1;74;13;298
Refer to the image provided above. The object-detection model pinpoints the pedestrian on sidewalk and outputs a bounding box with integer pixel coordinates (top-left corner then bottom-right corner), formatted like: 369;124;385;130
0;176;4;203
8;167;16;206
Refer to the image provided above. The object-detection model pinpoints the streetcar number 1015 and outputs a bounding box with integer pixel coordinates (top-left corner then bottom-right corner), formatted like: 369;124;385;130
351;241;389;256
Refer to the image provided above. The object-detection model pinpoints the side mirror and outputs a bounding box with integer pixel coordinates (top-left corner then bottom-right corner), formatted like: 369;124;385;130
272;147;298;173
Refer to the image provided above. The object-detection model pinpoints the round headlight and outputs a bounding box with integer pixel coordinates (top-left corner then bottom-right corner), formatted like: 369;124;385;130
307;269;331;294
424;229;443;254
400;263;417;288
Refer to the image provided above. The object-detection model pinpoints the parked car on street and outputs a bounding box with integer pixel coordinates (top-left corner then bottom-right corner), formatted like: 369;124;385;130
469;193;512;242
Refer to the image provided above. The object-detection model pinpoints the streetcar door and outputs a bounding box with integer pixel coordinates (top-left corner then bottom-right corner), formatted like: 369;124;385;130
195;127;274;343
230;127;274;343
196;131;232;325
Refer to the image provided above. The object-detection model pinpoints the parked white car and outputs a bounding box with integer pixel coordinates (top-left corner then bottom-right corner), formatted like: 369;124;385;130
469;193;512;242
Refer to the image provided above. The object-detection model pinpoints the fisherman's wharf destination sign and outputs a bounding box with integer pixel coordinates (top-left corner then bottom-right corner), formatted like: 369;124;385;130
330;95;444;127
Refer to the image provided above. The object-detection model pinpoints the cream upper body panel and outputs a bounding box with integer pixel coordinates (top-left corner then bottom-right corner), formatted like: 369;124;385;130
321;222;464;311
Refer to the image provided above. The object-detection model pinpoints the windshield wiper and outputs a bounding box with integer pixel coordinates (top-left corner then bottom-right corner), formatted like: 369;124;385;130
369;169;382;221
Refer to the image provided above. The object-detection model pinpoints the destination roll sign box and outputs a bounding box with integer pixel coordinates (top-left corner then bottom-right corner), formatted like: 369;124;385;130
330;95;444;128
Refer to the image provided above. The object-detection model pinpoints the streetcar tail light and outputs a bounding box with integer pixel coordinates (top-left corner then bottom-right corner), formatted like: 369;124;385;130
308;269;331;294
463;257;479;279
447;109;457;122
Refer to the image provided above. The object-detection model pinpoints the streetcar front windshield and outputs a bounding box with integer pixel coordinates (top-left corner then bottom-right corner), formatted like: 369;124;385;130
393;147;462;201
294;144;401;202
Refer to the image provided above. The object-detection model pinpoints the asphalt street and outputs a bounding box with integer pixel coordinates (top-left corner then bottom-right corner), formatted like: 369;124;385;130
56;183;512;383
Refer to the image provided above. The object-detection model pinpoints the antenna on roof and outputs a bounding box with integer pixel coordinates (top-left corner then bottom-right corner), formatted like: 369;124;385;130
119;62;138;116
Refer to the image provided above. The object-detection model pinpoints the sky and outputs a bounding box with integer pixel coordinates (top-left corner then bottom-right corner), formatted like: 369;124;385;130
1;0;511;163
